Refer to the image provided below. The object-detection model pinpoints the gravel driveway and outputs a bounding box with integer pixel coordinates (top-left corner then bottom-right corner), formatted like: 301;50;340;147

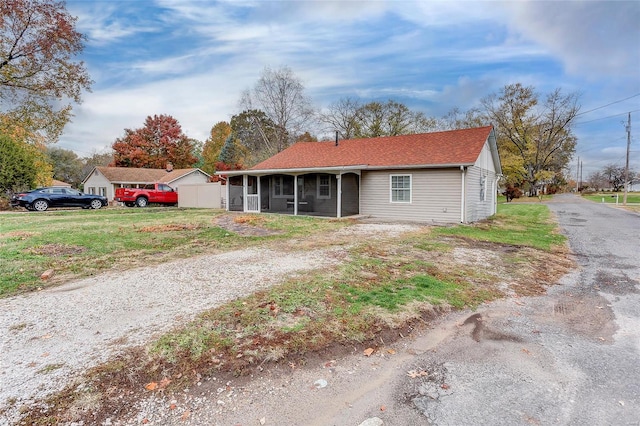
0;223;417;425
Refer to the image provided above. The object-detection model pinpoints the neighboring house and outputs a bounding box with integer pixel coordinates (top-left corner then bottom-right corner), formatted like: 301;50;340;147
51;179;72;187
218;126;502;223
82;166;211;202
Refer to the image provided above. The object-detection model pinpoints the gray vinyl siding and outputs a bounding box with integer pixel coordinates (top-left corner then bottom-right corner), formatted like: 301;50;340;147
360;169;462;223
465;166;497;222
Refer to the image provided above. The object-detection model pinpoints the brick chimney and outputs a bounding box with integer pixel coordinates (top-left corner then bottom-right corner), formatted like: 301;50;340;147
166;162;173;172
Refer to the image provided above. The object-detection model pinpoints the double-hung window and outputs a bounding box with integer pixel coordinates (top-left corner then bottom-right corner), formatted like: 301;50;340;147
317;175;331;199
390;175;411;203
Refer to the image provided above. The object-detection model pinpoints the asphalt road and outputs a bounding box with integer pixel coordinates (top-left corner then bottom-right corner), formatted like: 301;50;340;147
402;194;640;425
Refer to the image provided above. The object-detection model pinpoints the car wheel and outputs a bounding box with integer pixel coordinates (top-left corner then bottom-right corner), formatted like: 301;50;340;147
135;197;148;207
33;200;49;211
90;199;103;209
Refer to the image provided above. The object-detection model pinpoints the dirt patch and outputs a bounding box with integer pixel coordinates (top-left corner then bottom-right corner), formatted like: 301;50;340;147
539;294;617;343
1;231;39;240
25;243;87;257
213;214;283;237
137;224;200;232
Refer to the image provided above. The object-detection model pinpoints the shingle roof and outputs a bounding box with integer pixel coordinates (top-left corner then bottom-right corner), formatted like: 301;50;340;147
93;167;208;184
252;126;494;171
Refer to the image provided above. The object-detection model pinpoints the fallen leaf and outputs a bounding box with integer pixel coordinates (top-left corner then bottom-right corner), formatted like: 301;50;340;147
181;410;191;420
145;382;158;391
387;349;396;355
441;383;450;390
41;352;49;357
142;419;149;424
363;347;374;357
380;405;386;411
169;403;177;410
514;300;525;306
158;377;171;389
521;348;531;355
407;370;429;378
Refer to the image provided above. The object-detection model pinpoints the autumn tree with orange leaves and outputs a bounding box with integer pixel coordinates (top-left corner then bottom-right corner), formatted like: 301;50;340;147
111;115;198;169
0;0;92;145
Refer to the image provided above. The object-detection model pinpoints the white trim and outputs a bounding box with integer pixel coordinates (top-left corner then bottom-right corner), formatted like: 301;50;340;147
389;174;412;203
216;163;475;177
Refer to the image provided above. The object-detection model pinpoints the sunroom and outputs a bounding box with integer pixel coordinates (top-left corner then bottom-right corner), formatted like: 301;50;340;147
223;168;361;218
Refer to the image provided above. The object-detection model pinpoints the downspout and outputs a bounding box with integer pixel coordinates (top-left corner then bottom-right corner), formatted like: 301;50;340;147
460;166;466;223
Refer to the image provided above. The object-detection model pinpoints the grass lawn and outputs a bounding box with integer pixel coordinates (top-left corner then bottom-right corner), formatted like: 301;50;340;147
0;207;347;296
582;193;640;204
435;203;566;251
10;204;571;424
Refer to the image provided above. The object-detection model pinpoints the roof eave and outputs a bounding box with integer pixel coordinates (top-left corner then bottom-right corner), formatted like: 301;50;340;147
216;163;475;176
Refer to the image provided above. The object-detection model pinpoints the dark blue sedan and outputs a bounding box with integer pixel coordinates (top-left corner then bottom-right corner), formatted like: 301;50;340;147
11;187;108;211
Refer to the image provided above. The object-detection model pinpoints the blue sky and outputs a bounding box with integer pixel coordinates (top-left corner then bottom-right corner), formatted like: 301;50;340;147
60;0;640;178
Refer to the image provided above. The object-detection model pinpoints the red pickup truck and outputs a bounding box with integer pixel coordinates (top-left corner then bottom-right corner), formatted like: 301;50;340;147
115;183;178;207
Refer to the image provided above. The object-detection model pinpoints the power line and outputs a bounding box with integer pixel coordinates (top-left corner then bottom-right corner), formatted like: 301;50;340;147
574;109;640;126
575;93;640;117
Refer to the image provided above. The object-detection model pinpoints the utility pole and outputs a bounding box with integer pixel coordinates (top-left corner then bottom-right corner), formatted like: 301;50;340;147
623;112;631;206
576;157;580;192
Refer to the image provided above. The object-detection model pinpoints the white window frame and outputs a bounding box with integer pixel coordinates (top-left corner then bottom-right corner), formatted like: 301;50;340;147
317;174;331;199
390;174;412;203
273;175;294;198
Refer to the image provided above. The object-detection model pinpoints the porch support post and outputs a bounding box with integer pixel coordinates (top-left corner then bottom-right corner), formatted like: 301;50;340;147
257;175;261;213
336;173;342;218
293;174;298;216
225;177;230;211
242;174;248;212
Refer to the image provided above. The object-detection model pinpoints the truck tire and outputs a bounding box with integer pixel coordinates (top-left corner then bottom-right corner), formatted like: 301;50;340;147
136;197;148;207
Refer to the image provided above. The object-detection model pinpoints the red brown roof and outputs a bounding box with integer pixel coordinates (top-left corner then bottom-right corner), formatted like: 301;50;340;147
92;167;209;184
251;126;494;171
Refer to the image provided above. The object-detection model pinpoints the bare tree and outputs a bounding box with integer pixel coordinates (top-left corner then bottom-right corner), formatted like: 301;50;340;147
319;98;437;139
240;66;315;153
318;97;362;139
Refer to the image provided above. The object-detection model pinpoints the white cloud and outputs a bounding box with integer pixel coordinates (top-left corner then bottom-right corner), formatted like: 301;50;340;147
503;1;640;78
